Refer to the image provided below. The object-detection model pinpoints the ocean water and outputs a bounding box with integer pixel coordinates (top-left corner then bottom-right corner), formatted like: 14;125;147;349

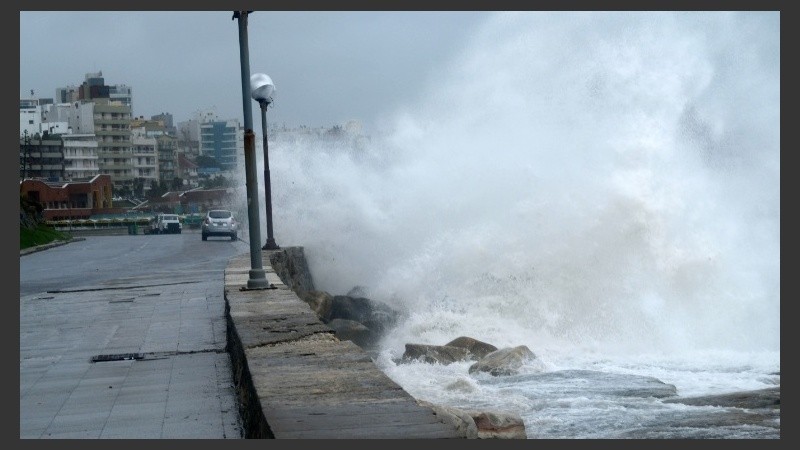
258;11;780;438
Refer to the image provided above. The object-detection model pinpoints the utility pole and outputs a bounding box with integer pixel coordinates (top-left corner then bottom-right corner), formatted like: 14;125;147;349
233;10;270;290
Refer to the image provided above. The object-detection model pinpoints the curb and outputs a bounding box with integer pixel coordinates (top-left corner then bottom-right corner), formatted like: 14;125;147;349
20;237;86;257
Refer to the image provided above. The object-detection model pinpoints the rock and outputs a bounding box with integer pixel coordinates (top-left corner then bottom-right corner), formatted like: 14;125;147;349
401;344;471;365
346;285;369;297
400;337;499;365
326;319;372;347
664;386;780;409
268;247;315;294
301;290;333;321
445;378;477;393
418;400;479;439
444;336;498;359
469;411;527;439
479;369;677;398
468;345;538;376
419;400;527;439
330;295;400;336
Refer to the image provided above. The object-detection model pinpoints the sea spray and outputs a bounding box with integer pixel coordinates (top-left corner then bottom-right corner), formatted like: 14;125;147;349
249;12;778;438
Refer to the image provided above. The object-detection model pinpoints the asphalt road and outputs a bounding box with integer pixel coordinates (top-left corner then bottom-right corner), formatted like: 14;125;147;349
20;230;249;297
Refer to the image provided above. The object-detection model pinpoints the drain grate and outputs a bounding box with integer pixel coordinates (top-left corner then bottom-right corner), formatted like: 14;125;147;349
91;353;144;363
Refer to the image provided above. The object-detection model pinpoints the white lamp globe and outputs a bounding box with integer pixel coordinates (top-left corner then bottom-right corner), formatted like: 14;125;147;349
250;73;275;102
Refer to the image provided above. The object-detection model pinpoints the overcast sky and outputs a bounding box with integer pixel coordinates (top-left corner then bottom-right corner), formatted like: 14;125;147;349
20;11;491;134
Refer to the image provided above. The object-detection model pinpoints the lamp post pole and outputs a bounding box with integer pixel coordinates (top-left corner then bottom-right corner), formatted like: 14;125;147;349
234;10;269;290
258;99;279;250
22;130;30;179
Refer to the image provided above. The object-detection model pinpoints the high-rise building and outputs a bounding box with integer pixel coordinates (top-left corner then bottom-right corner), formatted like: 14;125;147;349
57;70;133;114
151;112;176;135
110;85;132;112
62;134;99;180
199;119;243;173
93;99;134;190
55;86;80;104
131;128;159;193
19;135;65;181
156;134;178;184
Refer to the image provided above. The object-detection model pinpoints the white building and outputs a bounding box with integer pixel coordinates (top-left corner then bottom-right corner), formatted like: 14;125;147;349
20;105;42;138
131;127;159;191
62;134;99;180
110;85;133;112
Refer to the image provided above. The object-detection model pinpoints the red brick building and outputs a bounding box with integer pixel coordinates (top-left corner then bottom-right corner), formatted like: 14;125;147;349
20;175;117;220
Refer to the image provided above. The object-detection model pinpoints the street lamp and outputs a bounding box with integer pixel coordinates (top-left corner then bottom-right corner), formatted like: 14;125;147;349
250;73;279;250
233;10;270;290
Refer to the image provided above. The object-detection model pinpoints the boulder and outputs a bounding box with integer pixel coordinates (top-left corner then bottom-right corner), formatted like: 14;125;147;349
301;290;333;321
326;319;372;347
468;345;538;376
418;401;527;439
469;411;527;439
401;344;471;365
417;400;479;439
664;386;780;409
330;295;400;335
444;336;498;359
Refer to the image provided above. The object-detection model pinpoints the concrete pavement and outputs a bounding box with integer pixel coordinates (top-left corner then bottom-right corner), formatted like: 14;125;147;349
20;238;463;439
19;262;242;438
224;249;464;439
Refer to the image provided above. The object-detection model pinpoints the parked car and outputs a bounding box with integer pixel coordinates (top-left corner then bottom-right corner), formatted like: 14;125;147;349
156;214;182;234
201;209;238;241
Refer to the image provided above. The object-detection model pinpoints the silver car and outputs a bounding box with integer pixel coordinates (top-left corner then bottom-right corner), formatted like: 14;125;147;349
201;209;238;241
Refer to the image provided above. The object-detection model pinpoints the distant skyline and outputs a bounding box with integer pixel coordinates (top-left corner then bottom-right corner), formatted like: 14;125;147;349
20;11;491;134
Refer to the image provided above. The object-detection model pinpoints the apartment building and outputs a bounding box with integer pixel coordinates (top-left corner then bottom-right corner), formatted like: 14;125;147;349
93;100;134;190
156;134;178;183
131;128;159;193
19;135;64;181
62;134;99;180
199;119;243;173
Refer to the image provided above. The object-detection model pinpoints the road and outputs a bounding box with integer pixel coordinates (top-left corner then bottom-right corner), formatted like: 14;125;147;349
20;231;250;438
20;230;249;297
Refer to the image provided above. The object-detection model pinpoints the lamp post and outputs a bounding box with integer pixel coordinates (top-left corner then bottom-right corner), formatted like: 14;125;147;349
22;130;30;179
233;10;270;290
250;73;280;250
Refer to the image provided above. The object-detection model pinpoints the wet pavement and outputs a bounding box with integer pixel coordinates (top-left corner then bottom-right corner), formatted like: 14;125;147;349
20;237;243;438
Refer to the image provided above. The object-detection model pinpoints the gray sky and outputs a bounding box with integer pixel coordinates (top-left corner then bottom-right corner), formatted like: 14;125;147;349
20;11;491;134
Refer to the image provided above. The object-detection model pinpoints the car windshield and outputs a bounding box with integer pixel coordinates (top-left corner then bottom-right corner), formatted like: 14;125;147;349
163;215;178;220
209;211;232;219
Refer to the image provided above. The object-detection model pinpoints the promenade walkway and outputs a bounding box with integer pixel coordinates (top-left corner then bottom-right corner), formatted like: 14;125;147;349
225;250;463;438
19;239;462;438
20;241;241;438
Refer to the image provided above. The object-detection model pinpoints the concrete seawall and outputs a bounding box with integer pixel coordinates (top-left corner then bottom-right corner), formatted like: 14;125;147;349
223;247;464;438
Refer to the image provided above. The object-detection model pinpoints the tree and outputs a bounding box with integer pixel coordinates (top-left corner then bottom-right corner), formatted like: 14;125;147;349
147;180;167;199
133;177;146;198
115;184;131;198
195;155;221;169
170;177;184;190
200;175;233;189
